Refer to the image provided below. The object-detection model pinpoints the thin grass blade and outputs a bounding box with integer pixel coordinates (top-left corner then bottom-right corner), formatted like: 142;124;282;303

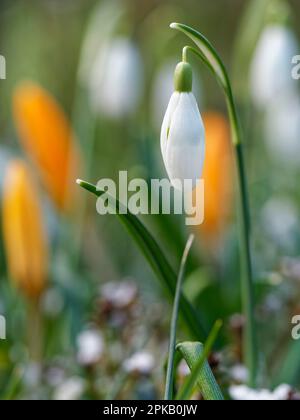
164;234;195;400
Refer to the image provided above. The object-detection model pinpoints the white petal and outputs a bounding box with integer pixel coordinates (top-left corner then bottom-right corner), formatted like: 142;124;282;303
164;92;205;190
160;91;180;162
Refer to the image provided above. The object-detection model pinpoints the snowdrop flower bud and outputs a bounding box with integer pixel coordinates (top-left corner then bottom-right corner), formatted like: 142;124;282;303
161;61;205;191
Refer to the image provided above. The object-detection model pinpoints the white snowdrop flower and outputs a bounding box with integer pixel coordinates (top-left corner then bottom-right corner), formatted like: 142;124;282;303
229;384;291;401
161;61;205;191
101;280;137;308
264;90;300;165
89;37;143;118
123;351;155;375
77;329;104;366
54;377;85;401
250;25;298;108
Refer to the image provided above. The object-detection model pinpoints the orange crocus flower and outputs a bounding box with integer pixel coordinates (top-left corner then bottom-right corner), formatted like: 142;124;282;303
13;82;80;211
199;111;233;243
2;160;48;299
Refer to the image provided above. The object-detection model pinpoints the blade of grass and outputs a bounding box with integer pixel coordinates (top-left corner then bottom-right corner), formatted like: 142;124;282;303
164;234;195;400
176;320;223;400
170;22;257;387
76;179;206;340
176;339;224;401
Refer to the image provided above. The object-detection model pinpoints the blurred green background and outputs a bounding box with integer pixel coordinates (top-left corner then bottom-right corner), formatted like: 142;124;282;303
1;0;300;400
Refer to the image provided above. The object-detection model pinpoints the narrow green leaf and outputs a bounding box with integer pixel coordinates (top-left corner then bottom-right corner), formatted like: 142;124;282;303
176;320;223;400
76;179;206;340
165;234;195;400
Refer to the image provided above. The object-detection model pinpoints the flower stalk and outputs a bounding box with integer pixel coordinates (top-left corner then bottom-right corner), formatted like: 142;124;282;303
170;23;257;387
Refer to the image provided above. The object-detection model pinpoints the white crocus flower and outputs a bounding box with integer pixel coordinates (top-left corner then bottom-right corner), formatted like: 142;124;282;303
250;25;298;108
161;61;205;191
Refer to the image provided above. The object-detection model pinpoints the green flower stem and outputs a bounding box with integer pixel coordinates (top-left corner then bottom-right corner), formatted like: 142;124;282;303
170;23;257;387
226;85;256;388
164;234;195;400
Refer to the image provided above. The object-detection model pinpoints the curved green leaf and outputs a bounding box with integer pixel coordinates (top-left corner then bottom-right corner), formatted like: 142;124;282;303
177;340;224;401
77;179;206;340
176;320;223;400
171;23;229;92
